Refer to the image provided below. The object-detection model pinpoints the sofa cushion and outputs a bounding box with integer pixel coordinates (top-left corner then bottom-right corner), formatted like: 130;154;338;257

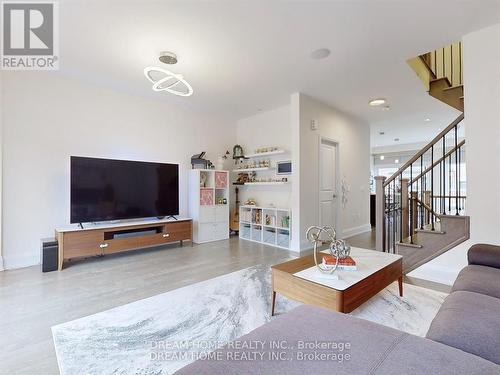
468;244;500;269
175;305;499;374
427;291;500;365
451;264;500;299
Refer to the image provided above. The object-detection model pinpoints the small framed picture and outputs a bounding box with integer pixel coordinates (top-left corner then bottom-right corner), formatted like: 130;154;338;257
276;160;292;175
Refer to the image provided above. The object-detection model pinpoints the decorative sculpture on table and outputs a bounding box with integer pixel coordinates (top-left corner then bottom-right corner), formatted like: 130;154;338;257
306;226;351;275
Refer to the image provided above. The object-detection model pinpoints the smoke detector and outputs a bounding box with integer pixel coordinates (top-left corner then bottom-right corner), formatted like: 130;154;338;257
159;51;178;65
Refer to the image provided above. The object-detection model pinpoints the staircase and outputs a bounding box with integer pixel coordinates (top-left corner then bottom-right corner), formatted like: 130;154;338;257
375;114;469;274
408;42;464;111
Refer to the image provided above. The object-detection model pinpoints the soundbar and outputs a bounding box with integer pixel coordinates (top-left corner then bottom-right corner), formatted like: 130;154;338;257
112;229;158;239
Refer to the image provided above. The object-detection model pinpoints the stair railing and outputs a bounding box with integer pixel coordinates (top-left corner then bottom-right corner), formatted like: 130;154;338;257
421;42;463;87
375;114;466;253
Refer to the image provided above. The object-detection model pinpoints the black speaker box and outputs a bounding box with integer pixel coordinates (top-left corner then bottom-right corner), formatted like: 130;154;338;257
41;238;58;272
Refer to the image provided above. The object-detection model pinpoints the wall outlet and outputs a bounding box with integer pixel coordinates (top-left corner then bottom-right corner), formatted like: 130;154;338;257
311;119;319;130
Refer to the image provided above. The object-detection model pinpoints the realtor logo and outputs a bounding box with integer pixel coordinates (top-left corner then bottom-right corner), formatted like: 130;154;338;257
1;1;59;70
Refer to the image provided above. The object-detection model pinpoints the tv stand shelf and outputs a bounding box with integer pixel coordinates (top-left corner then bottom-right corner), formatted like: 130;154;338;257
55;217;192;270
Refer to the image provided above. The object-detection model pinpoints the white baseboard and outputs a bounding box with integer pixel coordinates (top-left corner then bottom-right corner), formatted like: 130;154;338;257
342;224;372;239
3;253;39;270
407;263;461;286
298;242;313;254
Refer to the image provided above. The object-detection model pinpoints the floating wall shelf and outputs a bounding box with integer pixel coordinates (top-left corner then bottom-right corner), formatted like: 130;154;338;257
244;150;286;158
232;167;275;172
239;181;289;186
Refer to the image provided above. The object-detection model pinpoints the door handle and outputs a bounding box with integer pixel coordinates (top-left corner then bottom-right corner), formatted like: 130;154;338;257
99;243;109;249
163;233;170;238
332;194;337;198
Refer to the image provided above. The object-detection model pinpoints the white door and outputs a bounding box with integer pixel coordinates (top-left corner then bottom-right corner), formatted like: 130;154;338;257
319;139;338;228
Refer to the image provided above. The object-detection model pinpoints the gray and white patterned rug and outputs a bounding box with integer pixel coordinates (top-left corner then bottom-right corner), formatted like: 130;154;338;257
52;265;447;375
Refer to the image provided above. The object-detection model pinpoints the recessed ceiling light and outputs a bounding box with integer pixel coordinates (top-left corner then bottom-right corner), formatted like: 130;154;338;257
379;131;385;135
380;155;385;160
310;48;331;60
394;138;400;142
369;98;387;106
425;118;431;122
395;159;399;164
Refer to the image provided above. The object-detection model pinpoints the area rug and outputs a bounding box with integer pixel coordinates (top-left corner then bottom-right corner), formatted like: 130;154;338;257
52;265;447;375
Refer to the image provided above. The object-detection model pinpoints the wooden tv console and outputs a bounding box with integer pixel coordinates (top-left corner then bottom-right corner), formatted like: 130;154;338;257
55;217;192;270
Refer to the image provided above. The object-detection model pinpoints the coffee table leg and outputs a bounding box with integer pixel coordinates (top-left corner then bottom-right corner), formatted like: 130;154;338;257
271;291;276;316
398;276;403;297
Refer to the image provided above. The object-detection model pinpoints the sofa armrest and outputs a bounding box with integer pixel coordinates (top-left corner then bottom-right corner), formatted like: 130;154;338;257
468;244;500;269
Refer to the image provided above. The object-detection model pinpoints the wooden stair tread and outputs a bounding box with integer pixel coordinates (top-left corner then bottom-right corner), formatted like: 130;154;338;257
443;84;464;91
415;228;445;234
429;77;451;85
397;241;423;249
415;221;444;234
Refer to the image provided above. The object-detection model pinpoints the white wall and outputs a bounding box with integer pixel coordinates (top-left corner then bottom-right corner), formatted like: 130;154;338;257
2;72;235;269
295;93;371;250
0;72;3;270
235;105;292;208
234;96;370;252
409;23;500;285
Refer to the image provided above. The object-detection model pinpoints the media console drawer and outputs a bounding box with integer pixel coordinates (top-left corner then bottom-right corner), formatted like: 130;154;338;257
56;219;193;270
63;230;104;258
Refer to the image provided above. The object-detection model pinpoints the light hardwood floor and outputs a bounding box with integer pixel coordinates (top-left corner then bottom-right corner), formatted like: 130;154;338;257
0;236;294;374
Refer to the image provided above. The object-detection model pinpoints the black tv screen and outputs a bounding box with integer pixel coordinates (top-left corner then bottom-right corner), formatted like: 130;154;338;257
70;156;179;223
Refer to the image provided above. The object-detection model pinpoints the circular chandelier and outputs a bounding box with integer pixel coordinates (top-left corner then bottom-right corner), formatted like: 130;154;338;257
143;67;194;97
144;51;193;97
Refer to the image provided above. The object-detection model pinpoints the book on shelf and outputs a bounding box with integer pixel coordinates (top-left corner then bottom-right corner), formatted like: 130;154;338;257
322;255;357;271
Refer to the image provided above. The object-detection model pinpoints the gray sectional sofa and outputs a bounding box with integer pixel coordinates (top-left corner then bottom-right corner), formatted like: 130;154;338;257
176;244;500;374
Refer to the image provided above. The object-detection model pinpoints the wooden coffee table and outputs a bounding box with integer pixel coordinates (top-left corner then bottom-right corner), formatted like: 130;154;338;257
271;247;403;315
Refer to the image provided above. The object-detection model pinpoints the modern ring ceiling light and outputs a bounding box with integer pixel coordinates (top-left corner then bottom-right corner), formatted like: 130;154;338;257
144;51;193;97
369;98;387;106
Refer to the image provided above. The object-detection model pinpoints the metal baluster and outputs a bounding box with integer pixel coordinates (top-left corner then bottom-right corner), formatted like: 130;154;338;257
459;145;462;211
431;145;435;231
410;163;413;244
393;179;396;253
389;185;392;251
455;125;459;215
441;136;446;215
420;155;424;229
449;153;452;213
400;174;403;244
385;187;389;252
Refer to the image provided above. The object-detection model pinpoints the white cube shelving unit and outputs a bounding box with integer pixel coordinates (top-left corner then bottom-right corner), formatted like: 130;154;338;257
189;169;230;243
239;205;291;250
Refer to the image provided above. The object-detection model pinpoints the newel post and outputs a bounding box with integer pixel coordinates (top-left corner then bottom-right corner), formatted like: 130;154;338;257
401;179;409;239
375;176;386;252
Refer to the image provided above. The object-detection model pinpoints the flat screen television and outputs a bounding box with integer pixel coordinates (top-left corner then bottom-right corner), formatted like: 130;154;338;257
70;156;179;223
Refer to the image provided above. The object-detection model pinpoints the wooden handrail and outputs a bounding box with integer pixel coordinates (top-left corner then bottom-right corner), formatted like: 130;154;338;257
419;55;437;80
413;196;440;219
384;113;464;187
410;139;465;185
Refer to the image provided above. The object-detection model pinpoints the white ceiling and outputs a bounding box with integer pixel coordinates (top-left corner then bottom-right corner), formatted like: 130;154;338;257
58;0;500;144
